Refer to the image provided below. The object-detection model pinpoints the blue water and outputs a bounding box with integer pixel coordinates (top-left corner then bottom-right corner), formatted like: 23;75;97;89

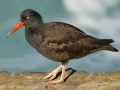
0;0;120;73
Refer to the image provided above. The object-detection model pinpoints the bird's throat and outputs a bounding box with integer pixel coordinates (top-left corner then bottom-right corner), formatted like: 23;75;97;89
25;22;43;50
25;21;43;34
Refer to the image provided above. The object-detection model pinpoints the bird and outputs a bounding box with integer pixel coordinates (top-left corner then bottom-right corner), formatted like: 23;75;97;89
6;9;118;84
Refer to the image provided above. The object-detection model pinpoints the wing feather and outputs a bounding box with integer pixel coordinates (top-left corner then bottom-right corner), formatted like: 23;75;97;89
42;22;95;54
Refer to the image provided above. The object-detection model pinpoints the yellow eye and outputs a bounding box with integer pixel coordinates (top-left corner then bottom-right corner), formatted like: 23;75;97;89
26;16;30;20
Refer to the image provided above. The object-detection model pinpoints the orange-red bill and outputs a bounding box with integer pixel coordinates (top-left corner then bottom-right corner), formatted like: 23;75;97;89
6;21;24;38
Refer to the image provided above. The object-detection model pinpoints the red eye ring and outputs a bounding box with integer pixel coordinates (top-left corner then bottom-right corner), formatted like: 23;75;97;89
26;16;30;20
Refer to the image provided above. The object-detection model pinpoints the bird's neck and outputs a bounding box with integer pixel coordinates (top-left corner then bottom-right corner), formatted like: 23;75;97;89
25;20;44;34
25;21;44;49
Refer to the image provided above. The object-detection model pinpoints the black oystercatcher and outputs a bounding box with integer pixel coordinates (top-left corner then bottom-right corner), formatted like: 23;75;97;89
6;9;118;84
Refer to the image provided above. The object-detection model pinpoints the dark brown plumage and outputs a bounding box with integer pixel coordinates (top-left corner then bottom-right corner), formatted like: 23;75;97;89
6;9;118;84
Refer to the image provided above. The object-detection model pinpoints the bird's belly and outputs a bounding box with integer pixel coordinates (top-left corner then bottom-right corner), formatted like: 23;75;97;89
38;45;69;62
37;42;93;62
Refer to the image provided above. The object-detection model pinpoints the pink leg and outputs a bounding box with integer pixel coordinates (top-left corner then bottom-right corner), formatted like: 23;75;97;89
48;61;68;84
43;65;62;80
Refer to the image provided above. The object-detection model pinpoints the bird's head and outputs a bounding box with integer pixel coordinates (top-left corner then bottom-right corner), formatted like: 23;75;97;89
6;9;42;38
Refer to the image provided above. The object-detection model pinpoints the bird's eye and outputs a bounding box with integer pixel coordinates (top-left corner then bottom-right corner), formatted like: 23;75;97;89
26;16;30;20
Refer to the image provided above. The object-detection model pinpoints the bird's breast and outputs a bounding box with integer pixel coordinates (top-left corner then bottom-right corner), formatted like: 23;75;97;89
25;29;43;50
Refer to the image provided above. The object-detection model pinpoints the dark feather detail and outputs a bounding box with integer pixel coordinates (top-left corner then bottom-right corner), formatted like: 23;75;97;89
21;9;118;62
37;22;118;62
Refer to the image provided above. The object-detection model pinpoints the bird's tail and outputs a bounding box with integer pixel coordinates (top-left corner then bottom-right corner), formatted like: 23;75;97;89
102;39;114;43
101;39;118;52
103;45;118;52
91;39;118;53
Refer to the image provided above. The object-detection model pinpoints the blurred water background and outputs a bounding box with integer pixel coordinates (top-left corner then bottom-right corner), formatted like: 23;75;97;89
0;0;120;73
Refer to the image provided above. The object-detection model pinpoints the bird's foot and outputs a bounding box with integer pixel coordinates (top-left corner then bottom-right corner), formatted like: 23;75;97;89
43;61;68;84
48;78;64;84
43;65;62;81
43;71;58;81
